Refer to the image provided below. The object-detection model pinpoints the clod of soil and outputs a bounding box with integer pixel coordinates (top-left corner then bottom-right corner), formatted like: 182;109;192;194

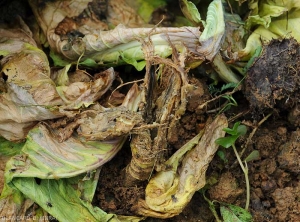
208;171;244;203
271;184;300;222
288;104;300;126
277;129;300;174
245;38;300;114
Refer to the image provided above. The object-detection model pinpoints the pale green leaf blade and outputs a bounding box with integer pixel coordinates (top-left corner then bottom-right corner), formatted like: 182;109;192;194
5;124;126;182
0;137;24;156
244;150;260;162
12;177;115;222
179;0;202;25
198;0;225;60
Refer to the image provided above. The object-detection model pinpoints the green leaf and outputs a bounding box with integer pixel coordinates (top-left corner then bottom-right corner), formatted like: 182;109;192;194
222;122;247;136
220;82;238;93
237;125;247;136
50;50;71;67
136;0;167;23
172;16;194;27
79;169;101;202
79;58;99;69
216;135;239;148
220;204;253;222
121;53;146;71
217;150;228;163
201;190;222;222
11;177;115;222
0;137;24;156
223;122;241;135
242;46;262;75
179;0;202;25
244;150;260;162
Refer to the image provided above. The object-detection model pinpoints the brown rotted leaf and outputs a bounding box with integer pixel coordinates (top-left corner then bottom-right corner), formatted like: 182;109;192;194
0;24;115;141
77;105;143;141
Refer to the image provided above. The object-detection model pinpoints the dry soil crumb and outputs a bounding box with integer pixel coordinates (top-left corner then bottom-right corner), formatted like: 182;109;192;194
271;182;300;222
277;130;300;173
208;171;244;203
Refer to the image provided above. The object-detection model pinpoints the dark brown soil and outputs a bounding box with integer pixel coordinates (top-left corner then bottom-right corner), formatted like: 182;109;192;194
245;38;300;114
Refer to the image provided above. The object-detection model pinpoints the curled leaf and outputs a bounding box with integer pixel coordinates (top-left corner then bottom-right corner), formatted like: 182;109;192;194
179;0;202;25
137;114;228;218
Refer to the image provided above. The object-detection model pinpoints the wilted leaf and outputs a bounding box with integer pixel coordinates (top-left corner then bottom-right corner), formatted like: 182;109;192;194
54;64;71;86
28;0;225;67
77;106;143;141
137;114;228;218
4;124;126;180
2;84;143;221
0;26;118;141
55;67;116;109
5;84;141;181
198;0;225;61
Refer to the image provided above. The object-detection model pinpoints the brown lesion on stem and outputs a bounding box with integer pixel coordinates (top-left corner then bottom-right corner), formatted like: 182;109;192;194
125;35;196;186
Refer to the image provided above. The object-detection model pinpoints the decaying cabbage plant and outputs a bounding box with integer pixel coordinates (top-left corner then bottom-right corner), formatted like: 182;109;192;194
119;0;225;186
0;0;233;221
125;42;200;186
